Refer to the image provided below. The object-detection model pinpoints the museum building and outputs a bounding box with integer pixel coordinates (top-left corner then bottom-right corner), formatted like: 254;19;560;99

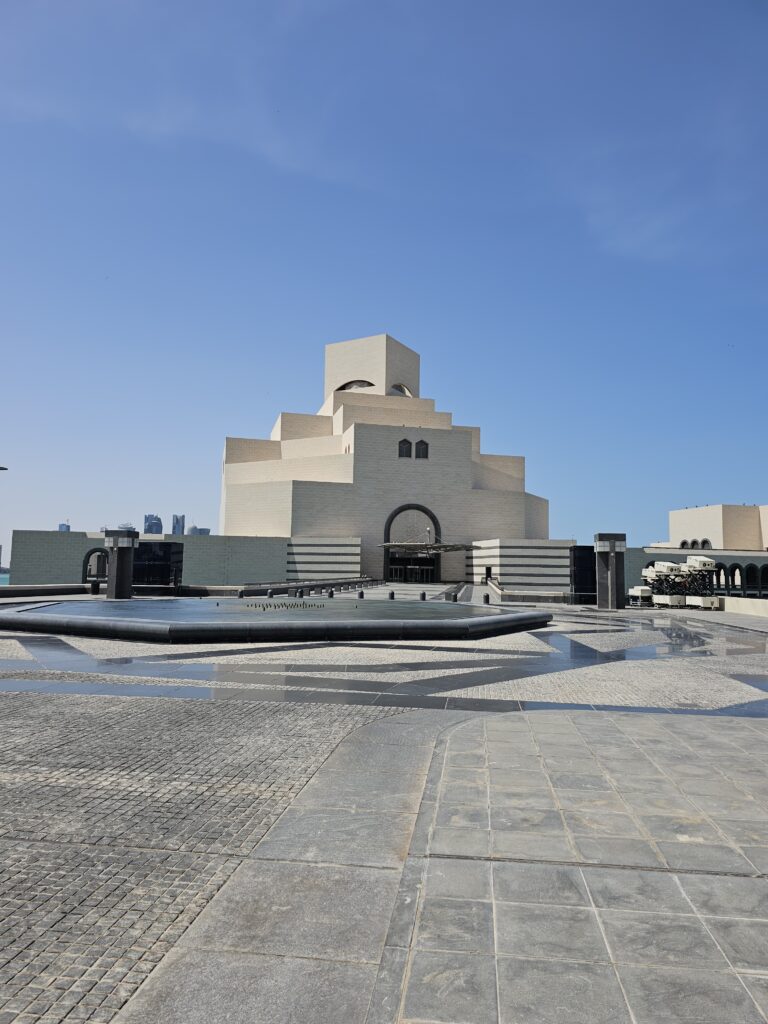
10;334;577;594
220;333;573;588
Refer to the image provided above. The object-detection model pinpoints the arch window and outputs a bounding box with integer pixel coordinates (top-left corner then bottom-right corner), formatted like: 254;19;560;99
690;539;700;549
398;438;412;458
389;383;413;397
680;540;689;549
761;566;768;593
415;439;429;459
337;380;374;391
745;564;760;591
701;539;712;549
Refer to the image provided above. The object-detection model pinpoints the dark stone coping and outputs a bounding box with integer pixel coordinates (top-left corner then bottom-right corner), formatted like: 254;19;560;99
0;608;552;643
1;584;89;598
2;578;384;600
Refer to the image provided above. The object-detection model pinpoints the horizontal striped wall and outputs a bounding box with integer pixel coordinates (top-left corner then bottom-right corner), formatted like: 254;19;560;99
286;537;361;579
466;540;574;591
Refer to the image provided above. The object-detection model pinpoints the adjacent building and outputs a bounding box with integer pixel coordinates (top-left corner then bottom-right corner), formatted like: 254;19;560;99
626;504;768;599
657;504;768;553
171;515;185;537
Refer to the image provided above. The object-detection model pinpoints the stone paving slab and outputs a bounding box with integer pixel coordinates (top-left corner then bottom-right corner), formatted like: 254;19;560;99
112;948;378;1024
177;859;399;962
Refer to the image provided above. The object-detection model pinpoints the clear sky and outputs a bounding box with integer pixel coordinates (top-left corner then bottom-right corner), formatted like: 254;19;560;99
1;0;766;562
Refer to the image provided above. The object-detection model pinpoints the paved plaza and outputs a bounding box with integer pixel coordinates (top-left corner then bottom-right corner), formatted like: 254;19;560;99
3;590;768;1021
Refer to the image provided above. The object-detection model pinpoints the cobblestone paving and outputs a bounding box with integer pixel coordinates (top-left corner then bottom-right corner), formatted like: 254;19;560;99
0;691;398;1023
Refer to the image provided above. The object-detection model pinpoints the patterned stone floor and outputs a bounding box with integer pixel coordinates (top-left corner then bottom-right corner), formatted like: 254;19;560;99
108;709;768;1024
0;692;397;1024
1;601;768;713
2;593;768;1022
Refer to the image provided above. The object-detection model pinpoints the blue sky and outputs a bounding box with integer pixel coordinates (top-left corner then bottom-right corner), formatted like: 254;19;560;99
1;0;766;561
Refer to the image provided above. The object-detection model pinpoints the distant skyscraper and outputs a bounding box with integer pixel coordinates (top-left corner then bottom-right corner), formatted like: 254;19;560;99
57;522;70;532
187;526;211;536
172;514;185;536
144;513;163;535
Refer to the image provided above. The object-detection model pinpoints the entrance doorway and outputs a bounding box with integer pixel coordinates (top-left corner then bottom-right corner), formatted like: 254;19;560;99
383;504;442;583
387;556;437;584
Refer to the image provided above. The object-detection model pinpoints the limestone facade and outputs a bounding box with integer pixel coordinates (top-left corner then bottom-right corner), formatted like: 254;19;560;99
220;334;556;581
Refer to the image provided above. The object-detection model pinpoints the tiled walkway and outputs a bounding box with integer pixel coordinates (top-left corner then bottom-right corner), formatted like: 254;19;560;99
111;709;768;1024
4;600;768;1022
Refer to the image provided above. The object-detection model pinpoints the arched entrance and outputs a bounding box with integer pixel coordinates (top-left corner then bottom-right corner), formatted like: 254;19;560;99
384;504;442;583
82;547;109;583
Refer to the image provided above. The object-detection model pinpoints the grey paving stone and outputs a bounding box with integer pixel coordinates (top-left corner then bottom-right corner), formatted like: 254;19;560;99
489;789;558;811
416;897;494;953
364;945;408;1024
495;903;608;961
496;957;631;1024
742;846;768;873
252;807;415;868
741;974;768;1018
638;813;721;843
492;862;588;906
178;859;398;962
600;909;727;968
446;750;487;768
440;783;489;806
425;859;492;900
574;836;664;868
384;858;424;948
112;948;377;1024
679;874;768;918
350;712;458;748
431;826;491;858
563;810;642;837
491;830;574;862
408;799;434;857
542;756;601;774
324;740;433;775
615;782;699;816
583;867;692;914
292;768;424;813
549;772;613;792
714;818;768;845
444;766;489;785
489;769;551;791
435;803;490;829
555;789;628;812
402;950;497;1024
705;918;768;972
485;752;540;771
657;841;757;875
618;964;765;1023
490;807;565;834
